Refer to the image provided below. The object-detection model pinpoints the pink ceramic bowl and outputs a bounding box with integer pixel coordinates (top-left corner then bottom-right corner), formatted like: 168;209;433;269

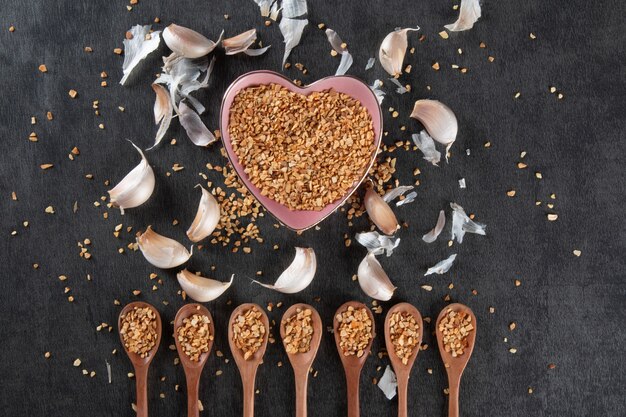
219;70;383;231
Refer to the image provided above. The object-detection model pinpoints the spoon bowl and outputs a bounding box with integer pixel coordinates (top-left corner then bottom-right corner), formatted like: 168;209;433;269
384;303;424;417
279;304;323;417
118;302;162;417
228;303;270;417
333;301;375;417
174;303;215;417
435;303;477;417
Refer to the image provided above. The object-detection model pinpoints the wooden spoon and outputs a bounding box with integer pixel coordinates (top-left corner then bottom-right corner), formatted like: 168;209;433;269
228;303;270;417
174;303;215;417
435;303;477;417
279;303;323;417
384;303;424;417
333;301;376;417
118;302;162;417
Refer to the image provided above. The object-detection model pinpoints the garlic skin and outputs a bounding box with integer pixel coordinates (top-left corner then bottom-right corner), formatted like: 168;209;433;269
120;25;161;85
412;130;441;166
357;253;396;301
425;253;457;276
151;84;173;149
325;28;353;76
423;210;446;243
355;231;400;257
177;269;233;302
186;185;221;243
108;142;155;214
445;0;482;32
364;187;399;235
410;100;458;155
450;202;486;243
163;24;219;58
378;27;419;76
178;101;217;146
137;226;192;269
279;17;308;66
253;247;316;293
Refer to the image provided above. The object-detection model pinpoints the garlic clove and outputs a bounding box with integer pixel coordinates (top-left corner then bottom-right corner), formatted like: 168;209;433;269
410;100;458;156
252;247;316;293
357;252;396;301
425;253;457;276
178;101;217;146
163;24;219;58
364;187;399;235
445;0;482;32
222;29;258;55
108;141;155;214
137;226;192;269
120;25;161;85
177;269;233;302
378;27;419;77
186;185;221;243
423;210;446;243
151;84;173;149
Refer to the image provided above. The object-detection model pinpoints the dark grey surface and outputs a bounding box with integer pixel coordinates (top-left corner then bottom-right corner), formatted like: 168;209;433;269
1;0;625;416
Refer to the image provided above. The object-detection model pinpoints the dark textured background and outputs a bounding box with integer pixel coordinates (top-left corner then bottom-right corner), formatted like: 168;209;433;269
1;0;625;416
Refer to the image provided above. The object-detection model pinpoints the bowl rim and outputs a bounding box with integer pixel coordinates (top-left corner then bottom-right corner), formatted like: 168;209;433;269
219;70;383;232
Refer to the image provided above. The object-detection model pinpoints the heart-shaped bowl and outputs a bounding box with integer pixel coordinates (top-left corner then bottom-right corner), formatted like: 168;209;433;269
220;70;383;232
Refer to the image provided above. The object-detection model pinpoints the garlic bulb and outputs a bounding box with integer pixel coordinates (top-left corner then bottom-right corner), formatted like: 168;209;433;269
177;269;233;302
364;187;399;235
252;247;316;293
378;27;419;76
137;226;192;269
186;185;221;243
163;24;220;58
108;141;155;214
410;100;458;155
357;253;396;301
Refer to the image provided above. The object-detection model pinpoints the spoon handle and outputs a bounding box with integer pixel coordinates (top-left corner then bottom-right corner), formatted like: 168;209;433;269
345;367;361;417
185;370;201;417
134;365;149;417
447;376;461;417
396;371;409;417
242;368;257;417
294;368;310;417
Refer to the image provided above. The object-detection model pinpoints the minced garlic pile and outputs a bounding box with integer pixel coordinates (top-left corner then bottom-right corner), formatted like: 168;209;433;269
229;83;376;211
177;314;213;362
282;308;314;354
336;306;373;357
439;308;474;357
389;312;420;365
119;306;158;358
232;307;266;360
